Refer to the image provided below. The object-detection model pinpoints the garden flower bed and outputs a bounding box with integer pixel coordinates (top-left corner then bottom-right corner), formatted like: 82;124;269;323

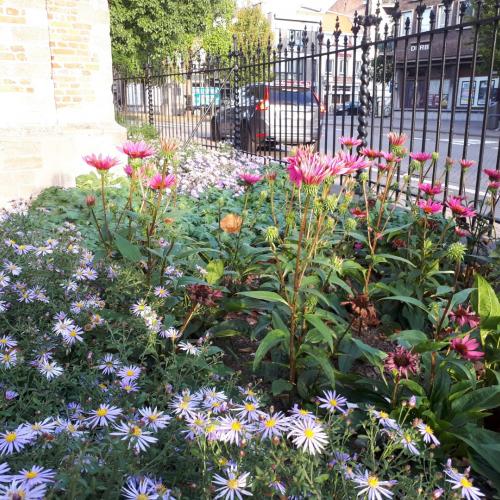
0;137;498;499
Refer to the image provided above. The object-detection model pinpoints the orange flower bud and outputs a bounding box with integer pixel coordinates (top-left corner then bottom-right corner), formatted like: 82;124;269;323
220;213;243;234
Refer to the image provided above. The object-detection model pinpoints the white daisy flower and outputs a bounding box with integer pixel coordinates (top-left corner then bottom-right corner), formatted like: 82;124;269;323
400;432;420;456
97;354;121;375
445;467;484;500
258;411;289;440
183;412;209;440
55;419;85;438
38;361;63;380
238;386;259;403
160;327;181;341
27;418;57;437
178;341;201;356
0;336;17;350
52;317;75;336
61;325;84;345
352;470;396;500
0;462;11;482
86;404;122;428
417;422;440;446
0;480;47;500
0;426;31;455
154;286;170;298
12;465;55;486
0;273;10;288
317;390;348;414
130;300;149;317
212;466;252;500
0;351;18;369
122;477;158;500
287;417;328;455
120;380;140;393
3;261;21;276
138;407;171;431
289;404;314;420
217;416;255;446
232;401;265;422
117;365;141;382
372;410;399;431
111;422;158;453
169;395;199;418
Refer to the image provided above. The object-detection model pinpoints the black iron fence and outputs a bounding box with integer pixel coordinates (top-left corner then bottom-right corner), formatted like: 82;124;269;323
113;0;500;221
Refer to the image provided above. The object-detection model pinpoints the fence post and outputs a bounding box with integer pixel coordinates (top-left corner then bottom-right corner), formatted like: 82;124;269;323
145;60;154;126
231;34;241;150
357;8;380;153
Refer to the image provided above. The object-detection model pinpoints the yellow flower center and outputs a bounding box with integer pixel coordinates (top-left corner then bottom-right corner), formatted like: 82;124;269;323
131;426;142;436
265;418;276;428
404;434;412;443
0;339;6;344
367;476;379;488
329;399;338;406
179;401;189;410
96;408;108;417
244;403;255;411
227;479;239;490
212;402;220;408
149;414;158;421
460;477;472;488
3;354;11;362
425;425;433;434
126;370;134;377
5;432;16;442
67;424;76;432
194;418;204;426
123;385;132;391
26;471;38;479
231;421;242;431
207;424;217;433
299;409;308;415
69;330;77;337
379;411;389;419
304;428;315;439
137;495;149;500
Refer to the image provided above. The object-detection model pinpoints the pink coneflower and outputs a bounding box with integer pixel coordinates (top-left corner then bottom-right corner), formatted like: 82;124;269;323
287;148;330;187
118;140;155;159
351;207;368;219
459;159;475;170
417;199;443;215
388;131;407;146
455;227;471;237
488;181;500;191
360;147;382;159
339;136;363;149
445;157;455;168
446;196;477;218
384;346;419;378
449;305;480;329
450;334;484;361
124;165;133;177
148;173;176;190
418;182;442;197
410;152;433;163
83;154;120;171
335;151;370;174
484;168;500;181
381;152;402;163
239;172;263;185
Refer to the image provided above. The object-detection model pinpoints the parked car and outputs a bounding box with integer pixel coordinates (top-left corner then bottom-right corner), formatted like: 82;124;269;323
210;82;324;152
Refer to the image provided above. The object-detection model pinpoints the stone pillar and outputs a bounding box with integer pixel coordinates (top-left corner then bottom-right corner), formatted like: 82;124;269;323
0;0;126;205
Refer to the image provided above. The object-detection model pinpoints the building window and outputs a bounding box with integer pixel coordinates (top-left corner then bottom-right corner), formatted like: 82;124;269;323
288;29;305;48
457;0;474;22
339;59;345;74
436;3;454;28
355;60;361;76
420;7;434;31
457;76;499;107
400;11;413;35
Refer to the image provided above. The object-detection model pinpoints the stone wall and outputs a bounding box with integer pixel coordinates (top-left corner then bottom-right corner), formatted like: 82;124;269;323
0;0;125;205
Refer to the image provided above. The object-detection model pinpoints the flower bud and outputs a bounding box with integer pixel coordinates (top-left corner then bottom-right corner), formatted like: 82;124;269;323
331;255;344;274
85;195;96;207
324;195;338;212
303;184;319;196
447;242;466;262
344;218;357;232
259;190;268;202
265;226;279;242
359;172;369;183
432;151;439;161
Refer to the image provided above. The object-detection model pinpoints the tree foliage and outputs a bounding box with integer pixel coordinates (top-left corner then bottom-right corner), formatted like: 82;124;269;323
109;0;236;73
231;3;274;51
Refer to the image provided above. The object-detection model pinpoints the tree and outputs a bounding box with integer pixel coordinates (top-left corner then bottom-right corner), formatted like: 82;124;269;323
230;3;274;51
109;0;236;73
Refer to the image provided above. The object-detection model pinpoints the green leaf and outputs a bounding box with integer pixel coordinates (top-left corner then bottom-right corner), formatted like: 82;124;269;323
299;345;336;386
379;295;428;312
206;259;224;285
452;385;500;413
389;330;428;348
370;253;416;268
350;337;387;367
239;291;290;307
473;274;500;344
271;379;293;395
304;314;337;351
399;378;426;396
114;233;142;262
253;329;287;370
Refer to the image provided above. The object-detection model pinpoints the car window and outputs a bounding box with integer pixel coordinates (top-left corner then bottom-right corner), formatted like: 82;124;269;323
269;88;315;105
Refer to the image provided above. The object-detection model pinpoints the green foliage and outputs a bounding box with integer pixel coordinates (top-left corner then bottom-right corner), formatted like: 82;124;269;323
231;3;274;49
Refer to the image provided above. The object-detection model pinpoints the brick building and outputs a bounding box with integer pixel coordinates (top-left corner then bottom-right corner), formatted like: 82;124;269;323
0;0;125;205
392;0;497;114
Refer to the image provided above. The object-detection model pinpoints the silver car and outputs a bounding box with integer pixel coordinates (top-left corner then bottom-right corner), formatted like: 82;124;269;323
211;82;324;152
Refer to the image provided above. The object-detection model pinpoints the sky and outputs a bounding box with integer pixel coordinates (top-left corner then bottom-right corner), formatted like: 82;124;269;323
237;0;334;16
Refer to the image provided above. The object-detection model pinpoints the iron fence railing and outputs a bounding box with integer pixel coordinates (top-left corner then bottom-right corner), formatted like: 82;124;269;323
113;0;500;223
